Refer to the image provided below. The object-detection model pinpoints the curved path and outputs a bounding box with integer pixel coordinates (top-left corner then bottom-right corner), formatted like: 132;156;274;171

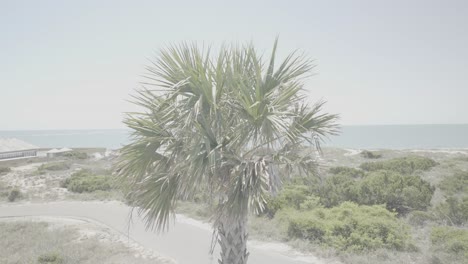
0;201;324;264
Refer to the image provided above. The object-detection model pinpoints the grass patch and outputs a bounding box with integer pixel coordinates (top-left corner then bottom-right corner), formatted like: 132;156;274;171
439;170;468;195
249;214;290;242
0;221;164;264
360;150;382;159
176;201;214;221
38;162;70;172
0;180;12;200
435;196;468;226
360;156;438;174
62;151;88;160
0;166;11;175
61;169;112;193
407;210;437;226
431;226;468;263
7;187;21;202
37;252;64;264
328;166;364;178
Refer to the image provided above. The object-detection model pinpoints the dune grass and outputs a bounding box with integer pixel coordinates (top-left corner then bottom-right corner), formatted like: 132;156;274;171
0;221;168;264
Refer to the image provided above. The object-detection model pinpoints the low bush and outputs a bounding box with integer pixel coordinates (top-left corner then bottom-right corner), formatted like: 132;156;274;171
263;185;320;216
318;173;358;207
316;170;434;214
7;188;21;202
62;151;88;160
0;167;11;175
37;252;64;264
280;202;413;252
360;150;382;159
407;210;437;226
176;201;214;221
435;196;468;226
61;170;112;193
0;181;9;198
360;156;437;174
328;166;364;178
431;226;468;262
354;170;434;214
38;162;70;171
439;170;468;195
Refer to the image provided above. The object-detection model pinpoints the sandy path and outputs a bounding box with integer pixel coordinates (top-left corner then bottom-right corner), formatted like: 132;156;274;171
0;201;328;264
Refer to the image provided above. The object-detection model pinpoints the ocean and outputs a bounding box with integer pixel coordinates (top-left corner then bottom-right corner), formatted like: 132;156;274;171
1;124;467;150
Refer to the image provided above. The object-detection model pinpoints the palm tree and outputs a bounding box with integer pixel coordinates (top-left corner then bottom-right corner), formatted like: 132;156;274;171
117;39;339;264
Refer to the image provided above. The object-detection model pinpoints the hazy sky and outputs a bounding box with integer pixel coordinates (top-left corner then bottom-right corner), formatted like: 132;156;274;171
1;0;467;130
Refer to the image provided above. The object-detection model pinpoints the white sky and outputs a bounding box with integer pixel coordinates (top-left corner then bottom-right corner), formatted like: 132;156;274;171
1;0;467;130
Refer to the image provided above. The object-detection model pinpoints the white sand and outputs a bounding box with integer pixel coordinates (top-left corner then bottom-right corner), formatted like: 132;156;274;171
409;149;468;155
0;215;177;263
343;149;361;156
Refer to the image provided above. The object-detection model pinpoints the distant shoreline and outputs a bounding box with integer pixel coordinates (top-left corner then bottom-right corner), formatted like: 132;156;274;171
1;124;468;149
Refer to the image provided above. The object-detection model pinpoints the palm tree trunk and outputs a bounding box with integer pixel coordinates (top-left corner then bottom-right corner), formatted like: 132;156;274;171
217;215;249;264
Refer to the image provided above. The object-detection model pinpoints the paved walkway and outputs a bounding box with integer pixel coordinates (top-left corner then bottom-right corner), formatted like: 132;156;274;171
0;201;323;264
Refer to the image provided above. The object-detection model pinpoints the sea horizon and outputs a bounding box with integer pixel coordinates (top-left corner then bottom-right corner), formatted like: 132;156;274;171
1;124;468;150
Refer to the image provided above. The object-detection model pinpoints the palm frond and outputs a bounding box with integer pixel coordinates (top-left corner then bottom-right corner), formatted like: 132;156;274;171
117;39;340;234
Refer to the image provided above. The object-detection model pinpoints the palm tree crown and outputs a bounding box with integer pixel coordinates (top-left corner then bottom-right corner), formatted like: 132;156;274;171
117;39;339;264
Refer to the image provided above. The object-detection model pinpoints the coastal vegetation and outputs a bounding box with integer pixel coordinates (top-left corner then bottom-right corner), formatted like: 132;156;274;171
61;169;113;193
0;180;21;202
0;166;11;174
0;136;466;263
359;156;437;174
38;162;70;172
282;202;413;251
0;221;164;264
7;187;21;202
439;170;468;195
62;151;88;160
436;170;468;226
38;252;64;264
175;152;468;264
430;226;468;262
262;167;434;215
360;150;382;159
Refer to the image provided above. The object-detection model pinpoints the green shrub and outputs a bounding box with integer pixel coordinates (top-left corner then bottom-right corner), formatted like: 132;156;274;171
354;170;435;214
436;196;468;226
263;185;317;216
38;162;70;171
360;156;437;174
408;210;437;226
37;252;64;264
61;170;112;193
439;170;468;195
276;185;311;210
280;202;413;252
318;173;359;207
299;195;322;211
360;150;382;159
328;166;364;178
0;167;11;174
62;151;88;160
0;181;9;198
7;188;21;202
431;226;468;262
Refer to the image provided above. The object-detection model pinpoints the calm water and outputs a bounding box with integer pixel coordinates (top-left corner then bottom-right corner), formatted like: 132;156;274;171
0;129;130;149
1;124;467;149
326;124;468;149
